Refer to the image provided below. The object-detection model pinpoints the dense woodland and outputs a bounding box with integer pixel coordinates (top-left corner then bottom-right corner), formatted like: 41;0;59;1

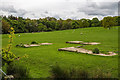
1;15;120;34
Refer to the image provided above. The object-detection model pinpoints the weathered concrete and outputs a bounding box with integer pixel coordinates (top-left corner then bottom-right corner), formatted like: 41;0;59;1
24;43;53;47
82;42;100;45
66;41;83;44
66;41;100;45
40;43;53;45
58;47;117;56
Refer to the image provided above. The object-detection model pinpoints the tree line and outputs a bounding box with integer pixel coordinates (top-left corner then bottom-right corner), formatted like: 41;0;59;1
1;15;120;34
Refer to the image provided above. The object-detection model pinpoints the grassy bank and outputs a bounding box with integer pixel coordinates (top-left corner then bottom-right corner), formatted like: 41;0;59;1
2;27;118;78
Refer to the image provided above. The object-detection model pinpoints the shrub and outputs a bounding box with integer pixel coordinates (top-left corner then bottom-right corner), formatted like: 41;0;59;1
47;28;52;31
2;48;16;65
6;62;30;78
92;48;99;54
16;43;24;47
31;41;38;44
1;27;16;65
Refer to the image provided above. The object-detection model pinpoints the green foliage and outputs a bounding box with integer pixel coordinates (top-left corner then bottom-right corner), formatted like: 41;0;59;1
92;48;99;54
16;43;25;47
79;19;90;28
6;62;30;78
51;64;88;79
47;27;53;31
51;64;112;79
2;19;10;34
2;48;16;65
2;15;119;34
117;16;120;26
2;25;118;78
31;41;38;44
1;27;16;65
92;68;111;78
102;16;115;29
71;21;79;29
91;17;100;27
38;23;47;31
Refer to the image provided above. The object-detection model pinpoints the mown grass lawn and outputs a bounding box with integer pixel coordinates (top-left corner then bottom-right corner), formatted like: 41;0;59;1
2;27;118;78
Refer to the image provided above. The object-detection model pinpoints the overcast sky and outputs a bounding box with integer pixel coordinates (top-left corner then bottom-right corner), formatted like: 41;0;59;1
0;0;119;20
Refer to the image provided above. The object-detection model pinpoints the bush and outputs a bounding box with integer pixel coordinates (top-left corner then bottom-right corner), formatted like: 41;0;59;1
31;41;38;44
2;48;16;65
6;62;30;78
92;48;99;54
47;28;52;31
2;27;16;65
16;43;24;47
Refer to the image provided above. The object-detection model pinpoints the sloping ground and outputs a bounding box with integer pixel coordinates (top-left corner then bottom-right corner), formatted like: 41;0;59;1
58;47;117;56
66;41;100;45
2;27;118;78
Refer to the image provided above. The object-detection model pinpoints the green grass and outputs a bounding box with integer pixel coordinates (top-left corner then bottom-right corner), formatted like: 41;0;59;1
2;27;118;78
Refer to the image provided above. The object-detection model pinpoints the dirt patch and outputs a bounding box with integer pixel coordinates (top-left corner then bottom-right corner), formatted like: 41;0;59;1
58;47;117;56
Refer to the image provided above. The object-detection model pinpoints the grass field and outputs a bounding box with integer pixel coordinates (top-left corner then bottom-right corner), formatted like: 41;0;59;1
2;27;118;78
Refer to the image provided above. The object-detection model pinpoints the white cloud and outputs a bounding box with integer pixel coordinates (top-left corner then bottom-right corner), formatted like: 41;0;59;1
0;0;118;20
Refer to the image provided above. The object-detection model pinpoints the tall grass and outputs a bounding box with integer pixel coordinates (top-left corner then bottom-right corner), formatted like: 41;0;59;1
91;68;111;78
50;64;112;79
50;64;88;80
6;61;30;78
